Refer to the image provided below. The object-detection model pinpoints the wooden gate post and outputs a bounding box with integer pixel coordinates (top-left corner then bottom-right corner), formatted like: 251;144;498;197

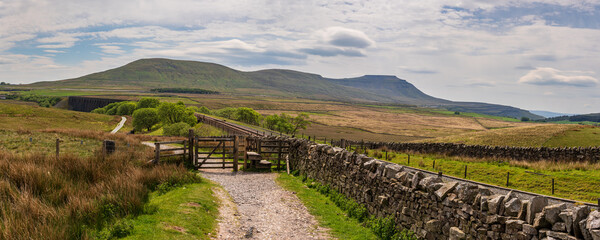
233;136;239;172
244;137;249;169
188;129;194;167
154;142;160;164
277;140;282;171
222;139;226;169
194;136;199;167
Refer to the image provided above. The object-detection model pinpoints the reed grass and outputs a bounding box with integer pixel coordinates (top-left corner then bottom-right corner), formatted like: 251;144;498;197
0;128;199;240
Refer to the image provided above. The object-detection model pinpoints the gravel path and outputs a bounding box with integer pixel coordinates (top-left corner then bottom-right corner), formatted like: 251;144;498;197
201;169;330;240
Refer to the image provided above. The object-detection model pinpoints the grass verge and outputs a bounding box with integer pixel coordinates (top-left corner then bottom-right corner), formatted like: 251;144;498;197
278;173;418;240
121;181;219;240
276;173;377;240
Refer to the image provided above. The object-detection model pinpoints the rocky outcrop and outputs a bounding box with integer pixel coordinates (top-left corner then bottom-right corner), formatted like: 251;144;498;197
287;138;599;240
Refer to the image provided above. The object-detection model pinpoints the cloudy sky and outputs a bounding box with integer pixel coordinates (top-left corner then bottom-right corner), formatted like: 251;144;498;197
1;0;599;114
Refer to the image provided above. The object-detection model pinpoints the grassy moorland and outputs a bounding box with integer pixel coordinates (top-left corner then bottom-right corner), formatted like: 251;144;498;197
0;100;219;239
364;149;600;203
0;101;123;131
0;129;202;239
418;124;600;147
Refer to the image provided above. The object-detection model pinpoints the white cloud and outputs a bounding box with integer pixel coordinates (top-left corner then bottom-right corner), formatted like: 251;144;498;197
319;27;375;48
98;45;125;55
519;67;599;87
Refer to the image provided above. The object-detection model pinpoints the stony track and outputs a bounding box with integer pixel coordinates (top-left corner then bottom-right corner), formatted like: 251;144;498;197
201;168;330;240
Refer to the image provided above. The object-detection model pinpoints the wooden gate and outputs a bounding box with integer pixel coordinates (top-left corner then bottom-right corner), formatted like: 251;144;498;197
246;138;290;171
193;136;245;171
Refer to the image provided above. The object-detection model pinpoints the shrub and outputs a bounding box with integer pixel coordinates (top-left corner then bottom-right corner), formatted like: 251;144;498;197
214;107;237;119
132;108;160;131
116;102;137;116
136;97;160;109
236;107;261;125
163;122;192;137
198;106;211;114
158;102;197;126
91;108;106;114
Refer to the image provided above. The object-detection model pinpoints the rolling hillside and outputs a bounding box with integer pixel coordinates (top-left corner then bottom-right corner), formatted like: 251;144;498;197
27;58;541;119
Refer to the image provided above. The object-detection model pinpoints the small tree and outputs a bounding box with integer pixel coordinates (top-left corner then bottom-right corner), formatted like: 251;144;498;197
289;113;311;135
521;117;530;122
215;107;237;119
117;102;137;115
137;97;160;109
158;102;197;126
236;107;261;125
91;108;106;114
133;108;160;131
198;106;211;114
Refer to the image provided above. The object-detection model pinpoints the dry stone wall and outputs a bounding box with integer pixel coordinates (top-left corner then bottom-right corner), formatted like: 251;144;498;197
287;138;600;240
341;141;600;163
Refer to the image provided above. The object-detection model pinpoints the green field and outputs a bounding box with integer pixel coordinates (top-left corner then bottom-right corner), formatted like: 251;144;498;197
366;149;600;203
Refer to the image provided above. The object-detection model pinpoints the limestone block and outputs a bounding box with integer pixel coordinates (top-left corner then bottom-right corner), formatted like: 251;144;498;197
587;211;600;230
411;172;424;189
418;176;443;190
544;203;567;225
488;195;505;215
449;227;466;240
506;219;525;234
518;200;529;221
425;219;442;234
523;223;538;236
591;229;600;240
527;196;548;224
504;197;522;217
455;183;479;204
534;212;551;229
552;222;566;232
546;230;571;240
559;209;574;234
573;206;591;239
435;181;458;200
384;164;403;179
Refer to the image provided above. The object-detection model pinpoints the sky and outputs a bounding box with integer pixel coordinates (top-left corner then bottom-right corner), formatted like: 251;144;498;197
1;0;599;114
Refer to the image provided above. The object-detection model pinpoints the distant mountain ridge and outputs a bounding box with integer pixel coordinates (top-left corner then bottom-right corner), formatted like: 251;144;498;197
28;58;542;120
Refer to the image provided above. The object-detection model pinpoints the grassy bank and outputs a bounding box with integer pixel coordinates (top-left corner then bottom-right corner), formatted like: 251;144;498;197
0;129;201;239
276;173;377;240
122;182;219;240
366;149;600;203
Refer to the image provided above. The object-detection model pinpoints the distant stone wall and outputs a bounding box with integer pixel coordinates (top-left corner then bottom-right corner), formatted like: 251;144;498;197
287;138;600;240
68;96;124;112
339;141;600;163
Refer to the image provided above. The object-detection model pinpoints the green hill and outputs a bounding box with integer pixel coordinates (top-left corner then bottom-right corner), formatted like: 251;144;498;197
27;58;542;119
